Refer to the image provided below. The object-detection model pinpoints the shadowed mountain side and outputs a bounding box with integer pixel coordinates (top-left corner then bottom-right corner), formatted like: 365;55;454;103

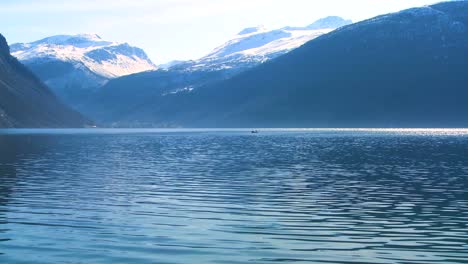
79;69;231;127
0;34;90;128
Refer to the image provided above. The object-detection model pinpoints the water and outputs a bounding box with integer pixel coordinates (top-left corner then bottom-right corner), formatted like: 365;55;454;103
0;129;467;264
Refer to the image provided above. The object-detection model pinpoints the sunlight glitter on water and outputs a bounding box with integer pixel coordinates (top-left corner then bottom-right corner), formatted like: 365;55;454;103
1;127;468;136
0;130;467;263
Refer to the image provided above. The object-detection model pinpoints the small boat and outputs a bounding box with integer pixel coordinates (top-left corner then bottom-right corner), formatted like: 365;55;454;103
251;130;259;134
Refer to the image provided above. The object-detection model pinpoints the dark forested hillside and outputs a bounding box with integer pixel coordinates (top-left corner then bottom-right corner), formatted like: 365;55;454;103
79;69;231;127
0;34;89;128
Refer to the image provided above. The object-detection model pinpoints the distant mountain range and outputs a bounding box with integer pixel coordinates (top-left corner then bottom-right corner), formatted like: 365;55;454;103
10;34;156;105
5;2;468;129
76;16;352;124
10;17;350;111
82;1;468;127
0;34;89;128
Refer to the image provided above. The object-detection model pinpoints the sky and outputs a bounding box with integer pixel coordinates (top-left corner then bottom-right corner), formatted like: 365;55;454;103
0;0;444;64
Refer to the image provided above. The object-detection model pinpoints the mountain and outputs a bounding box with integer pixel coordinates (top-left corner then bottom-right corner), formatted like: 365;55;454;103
171;16;352;72
79;69;231;127
0;34;89;128
81;17;351;124
89;1;468;127
10;34;156;105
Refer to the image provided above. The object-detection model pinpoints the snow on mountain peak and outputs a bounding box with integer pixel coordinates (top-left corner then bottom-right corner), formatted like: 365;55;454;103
307;16;353;30
77;33;102;40
174;16;352;72
238;26;268;36
11;34;157;79
24;34;110;48
209;16;352;60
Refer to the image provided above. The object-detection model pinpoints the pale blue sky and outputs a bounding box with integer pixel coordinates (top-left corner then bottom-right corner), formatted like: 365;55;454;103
0;0;443;63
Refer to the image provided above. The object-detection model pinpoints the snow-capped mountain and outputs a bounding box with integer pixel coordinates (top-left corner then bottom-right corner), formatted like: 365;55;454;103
11;34;156;79
172;16;352;72
10;34;157;107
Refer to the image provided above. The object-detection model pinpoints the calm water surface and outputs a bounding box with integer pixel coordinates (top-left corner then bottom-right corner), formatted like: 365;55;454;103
0;129;467;264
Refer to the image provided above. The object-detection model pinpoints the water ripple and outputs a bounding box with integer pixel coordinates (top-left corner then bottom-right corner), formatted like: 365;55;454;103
0;129;467;263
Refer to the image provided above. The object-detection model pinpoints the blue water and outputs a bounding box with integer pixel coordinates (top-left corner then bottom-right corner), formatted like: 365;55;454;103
0;129;467;264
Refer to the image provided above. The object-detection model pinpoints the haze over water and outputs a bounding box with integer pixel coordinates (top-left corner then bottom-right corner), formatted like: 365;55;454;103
0;129;467;263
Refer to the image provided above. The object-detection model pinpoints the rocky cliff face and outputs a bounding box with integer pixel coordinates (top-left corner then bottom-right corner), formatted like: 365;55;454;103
0;34;90;128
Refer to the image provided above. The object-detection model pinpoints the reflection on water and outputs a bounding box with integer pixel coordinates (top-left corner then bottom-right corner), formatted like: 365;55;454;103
0;129;467;264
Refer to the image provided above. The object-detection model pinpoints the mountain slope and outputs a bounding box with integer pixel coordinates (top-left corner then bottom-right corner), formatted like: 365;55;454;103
78;69;231;126
114;1;468;128
10;34;156;105
0;34;90;128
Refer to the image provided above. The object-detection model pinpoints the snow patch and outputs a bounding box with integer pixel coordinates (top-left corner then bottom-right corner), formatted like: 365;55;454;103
11;34;157;79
